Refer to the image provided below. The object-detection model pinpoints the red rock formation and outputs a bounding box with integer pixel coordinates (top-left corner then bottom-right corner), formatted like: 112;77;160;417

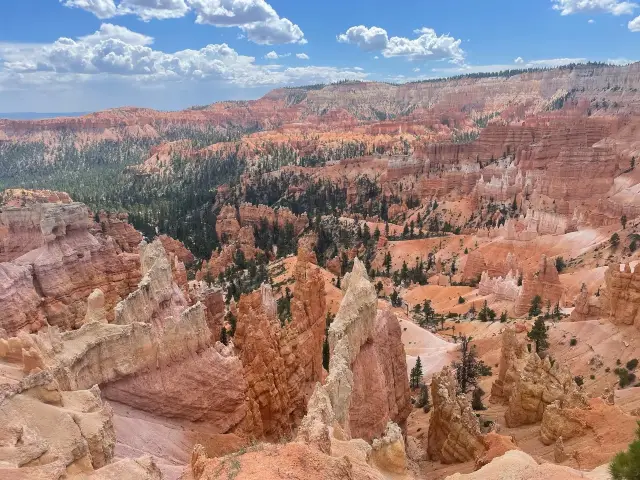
350;309;412;441
96;211;143;253
0;188;72;207
233;251;326;438
215;205;240;243
604;263;640;328
0;197;141;334
514;255;564;317
158;234;195;264
238;203;308;236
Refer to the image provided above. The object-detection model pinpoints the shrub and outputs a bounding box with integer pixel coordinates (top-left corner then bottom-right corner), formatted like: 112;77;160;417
611;232;620;247
627;359;639;371
616;368;637;388
609;421;640;479
606;367;611;373
590;374;596;380
458;296;466;304
472;387;486;411
574;375;584;387
570;338;578;346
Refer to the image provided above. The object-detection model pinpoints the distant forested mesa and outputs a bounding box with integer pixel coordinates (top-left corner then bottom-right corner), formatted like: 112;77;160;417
0;126;410;260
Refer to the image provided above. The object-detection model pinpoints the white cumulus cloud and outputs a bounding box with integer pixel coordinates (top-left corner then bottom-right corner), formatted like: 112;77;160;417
60;0;306;44
337;26;389;52
0;24;364;90
264;51;279;59
117;0;189;21
61;0;118;18
337;25;464;64
630;15;640;29
552;0;637;16
79;23;155;46
296;53;309;60
514;56;524;64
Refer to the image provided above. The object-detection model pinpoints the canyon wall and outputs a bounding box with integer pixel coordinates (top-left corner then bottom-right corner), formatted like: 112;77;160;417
0;197;141;335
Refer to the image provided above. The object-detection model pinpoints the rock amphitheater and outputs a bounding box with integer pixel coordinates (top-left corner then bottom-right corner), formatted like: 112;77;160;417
2;62;640;479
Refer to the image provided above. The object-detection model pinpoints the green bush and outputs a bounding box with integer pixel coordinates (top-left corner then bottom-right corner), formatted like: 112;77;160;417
570;338;578;346
627;359;639;371
616;368;637;388
574;375;584;387
610;422;640;479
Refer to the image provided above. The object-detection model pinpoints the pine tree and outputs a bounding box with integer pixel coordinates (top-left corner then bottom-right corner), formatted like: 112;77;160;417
383;252;392;275
410;357;423;389
452;336;491;394
322;337;330;371
528;316;549;353
528;295;542;317
416;384;430;412
220;327;228;346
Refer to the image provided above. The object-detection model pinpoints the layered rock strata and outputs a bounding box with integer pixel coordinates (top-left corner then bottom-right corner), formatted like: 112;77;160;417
0;197;141;334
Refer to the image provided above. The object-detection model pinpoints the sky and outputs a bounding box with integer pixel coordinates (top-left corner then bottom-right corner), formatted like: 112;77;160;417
0;0;638;112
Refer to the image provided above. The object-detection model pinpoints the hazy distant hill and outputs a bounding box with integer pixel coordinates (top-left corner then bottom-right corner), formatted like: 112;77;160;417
0;112;88;120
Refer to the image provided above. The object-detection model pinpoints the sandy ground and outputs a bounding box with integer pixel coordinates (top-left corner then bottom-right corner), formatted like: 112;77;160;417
111;401;246;480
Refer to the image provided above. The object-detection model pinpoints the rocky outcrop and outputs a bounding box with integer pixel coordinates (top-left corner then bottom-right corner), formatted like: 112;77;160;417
188;440;386;480
215;205;241;242
478;270;521;302
0;198;91;262
539;395;637;468
427;367;486;463
323;258;411;440
233;250;327;438
490;327;529;403
604;263;640;328
444;449;610;480
504;352;578;428
1;188;73;207
0;359;161;479
514;255;564;317
158;234;195;264
96;211;142;253
0;262;47;335
569;283;602;322
238;203;308;236
371;421;407;474
350;308;412;440
0;197;141;334
84;289;107;324
289;259;412;476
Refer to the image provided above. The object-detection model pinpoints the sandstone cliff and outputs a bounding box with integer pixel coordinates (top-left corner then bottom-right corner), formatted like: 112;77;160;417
233;251;327;438
0;196;141;334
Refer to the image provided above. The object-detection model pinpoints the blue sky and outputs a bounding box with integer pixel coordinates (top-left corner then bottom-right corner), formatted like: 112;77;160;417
0;0;638;112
